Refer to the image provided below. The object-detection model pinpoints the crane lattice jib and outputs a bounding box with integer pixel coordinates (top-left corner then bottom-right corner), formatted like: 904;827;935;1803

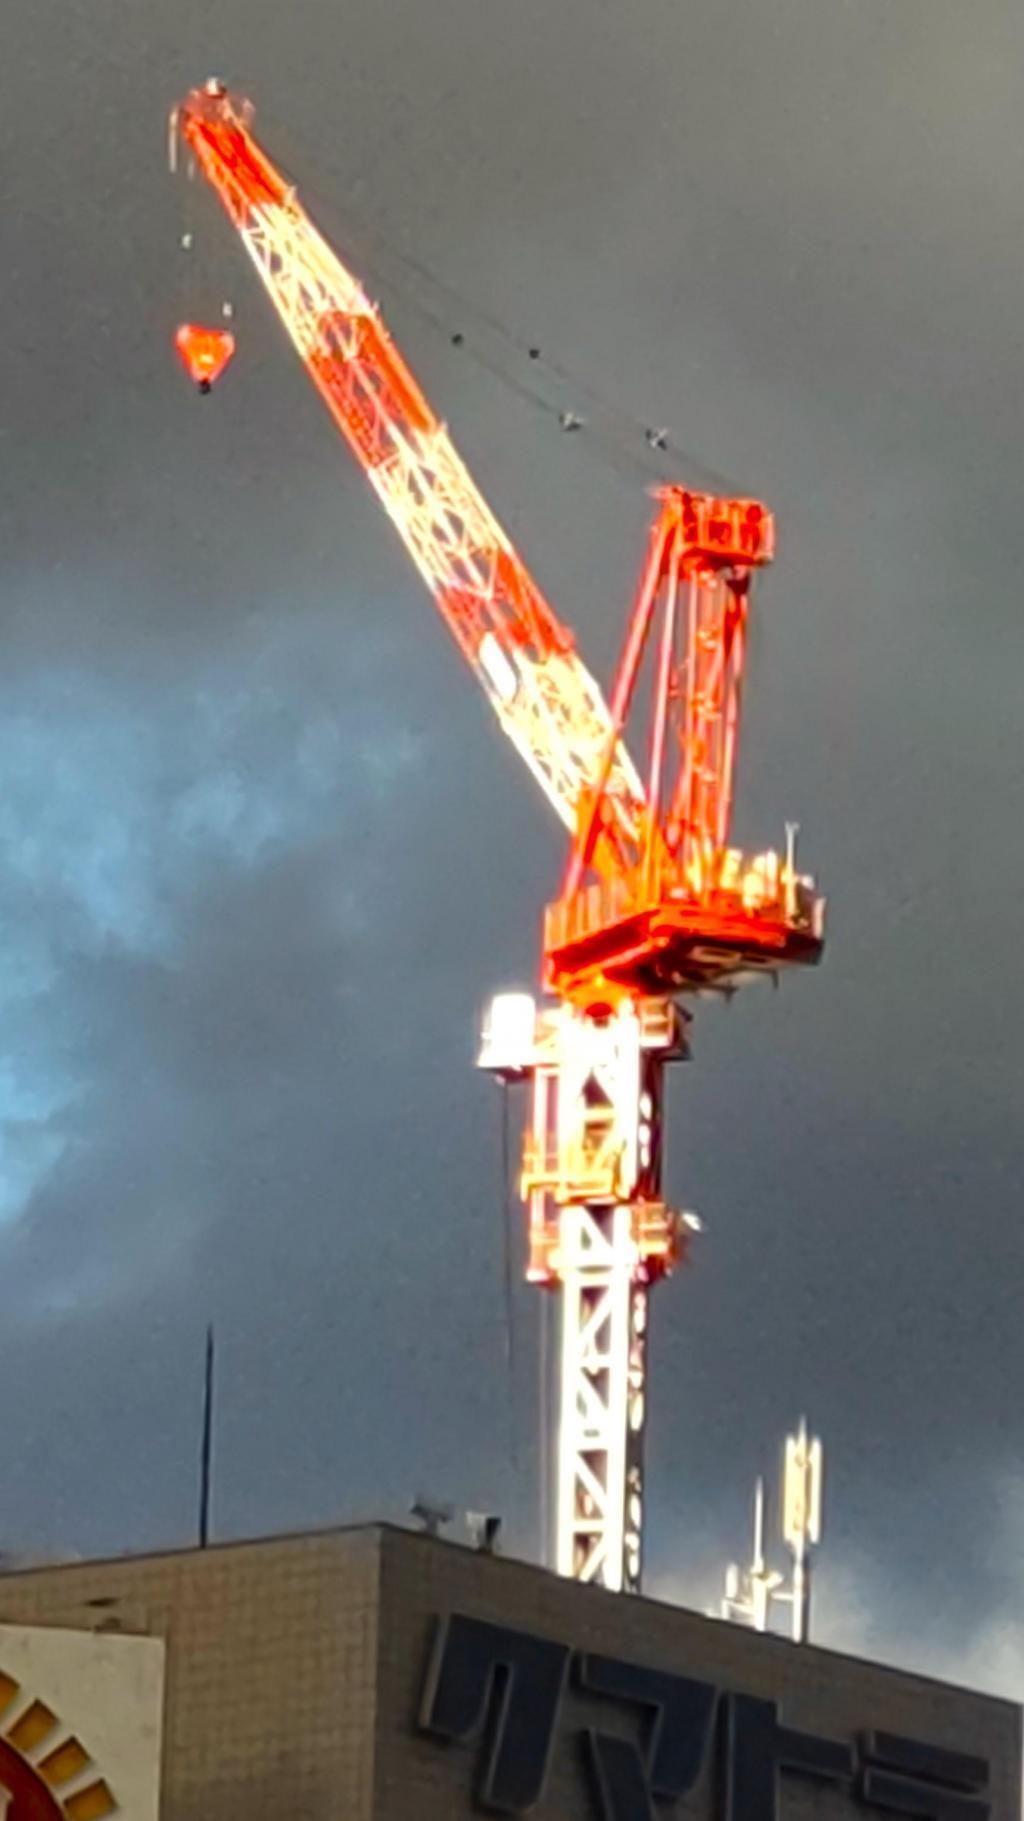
174;85;646;858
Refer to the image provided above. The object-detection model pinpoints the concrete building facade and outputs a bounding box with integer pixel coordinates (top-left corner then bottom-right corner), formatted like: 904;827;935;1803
0;1524;1015;1821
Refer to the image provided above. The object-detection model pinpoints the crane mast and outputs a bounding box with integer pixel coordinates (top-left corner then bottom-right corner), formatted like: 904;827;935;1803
173;81;825;1596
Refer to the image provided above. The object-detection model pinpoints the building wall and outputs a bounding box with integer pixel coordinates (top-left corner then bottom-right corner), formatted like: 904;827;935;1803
0;1529;380;1821
376;1528;1021;1821
0;1526;1015;1821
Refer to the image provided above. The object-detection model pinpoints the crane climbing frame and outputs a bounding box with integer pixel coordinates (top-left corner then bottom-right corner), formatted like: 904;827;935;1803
172;79;825;1596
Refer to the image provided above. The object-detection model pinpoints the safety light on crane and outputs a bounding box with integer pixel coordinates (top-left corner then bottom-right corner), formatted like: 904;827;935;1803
174;322;236;393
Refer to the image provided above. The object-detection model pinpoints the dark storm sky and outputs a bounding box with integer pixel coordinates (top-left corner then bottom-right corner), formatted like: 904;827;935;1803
3;0;1024;1686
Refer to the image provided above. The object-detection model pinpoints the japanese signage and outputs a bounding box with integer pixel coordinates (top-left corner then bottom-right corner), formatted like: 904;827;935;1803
419;1613;990;1821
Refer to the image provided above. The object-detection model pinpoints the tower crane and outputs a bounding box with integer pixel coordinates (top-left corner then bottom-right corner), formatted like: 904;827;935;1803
171;80;825;1595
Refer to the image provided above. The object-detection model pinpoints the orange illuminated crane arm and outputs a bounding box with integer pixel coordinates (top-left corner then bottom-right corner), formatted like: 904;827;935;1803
172;82;646;866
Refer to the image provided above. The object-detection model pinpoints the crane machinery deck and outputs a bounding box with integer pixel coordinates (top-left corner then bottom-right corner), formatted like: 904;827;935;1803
171;78;825;1596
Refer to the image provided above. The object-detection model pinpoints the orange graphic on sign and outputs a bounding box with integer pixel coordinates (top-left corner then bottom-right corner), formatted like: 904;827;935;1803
0;1678;115;1819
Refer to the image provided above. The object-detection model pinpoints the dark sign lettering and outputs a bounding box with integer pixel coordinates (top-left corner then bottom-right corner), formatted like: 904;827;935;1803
722;1693;855;1821
419;1614;569;1810
859;1733;990;1821
577;1652;718;1821
418;1614;993;1821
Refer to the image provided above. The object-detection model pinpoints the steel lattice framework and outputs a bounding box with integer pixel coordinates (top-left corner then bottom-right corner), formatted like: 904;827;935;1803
173;84;645;876
173;80;825;1595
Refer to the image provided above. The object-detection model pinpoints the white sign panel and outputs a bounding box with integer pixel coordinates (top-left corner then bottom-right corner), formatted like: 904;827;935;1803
0;1622;164;1819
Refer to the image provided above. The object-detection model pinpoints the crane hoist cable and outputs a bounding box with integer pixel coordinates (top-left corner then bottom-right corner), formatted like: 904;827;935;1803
299;185;744;499
499;1079;521;1473
259;78;747;501
179;97;744;498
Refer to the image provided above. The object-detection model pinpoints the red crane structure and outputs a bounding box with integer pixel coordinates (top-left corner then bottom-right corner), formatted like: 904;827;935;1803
171;80;825;1594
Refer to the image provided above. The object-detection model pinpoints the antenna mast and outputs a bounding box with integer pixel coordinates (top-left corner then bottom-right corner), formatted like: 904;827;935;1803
198;1324;215;1549
719;1476;786;1632
782;1416;823;1644
718;1420;824;1642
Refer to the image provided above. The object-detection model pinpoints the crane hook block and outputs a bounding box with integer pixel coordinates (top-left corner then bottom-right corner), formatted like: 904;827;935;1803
174;323;236;392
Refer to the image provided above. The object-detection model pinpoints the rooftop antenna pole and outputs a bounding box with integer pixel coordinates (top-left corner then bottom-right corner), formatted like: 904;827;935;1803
750;1476;769;1632
198;1324;215;1550
717;1422;825;1640
718;1475;785;1631
782;1417;823;1644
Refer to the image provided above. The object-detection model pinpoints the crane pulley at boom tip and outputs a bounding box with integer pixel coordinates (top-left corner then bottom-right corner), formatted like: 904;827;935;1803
170;83;240;395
